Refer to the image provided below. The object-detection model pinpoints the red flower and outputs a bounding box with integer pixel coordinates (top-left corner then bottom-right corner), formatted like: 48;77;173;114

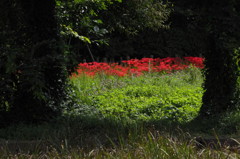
71;57;204;77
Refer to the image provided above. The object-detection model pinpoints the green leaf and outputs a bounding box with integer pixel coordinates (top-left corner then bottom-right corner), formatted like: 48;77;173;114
74;0;85;4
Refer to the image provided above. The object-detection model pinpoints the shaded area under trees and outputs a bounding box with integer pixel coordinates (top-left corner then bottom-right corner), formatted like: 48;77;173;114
0;0;67;126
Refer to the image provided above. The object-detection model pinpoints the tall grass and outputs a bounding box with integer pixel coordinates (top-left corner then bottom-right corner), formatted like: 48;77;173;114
1;129;239;158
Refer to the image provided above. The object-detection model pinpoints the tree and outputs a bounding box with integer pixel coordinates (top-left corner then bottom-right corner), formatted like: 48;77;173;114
56;0;117;71
56;0;171;62
198;1;240;116
0;0;67;125
92;0;171;59
171;0;240;117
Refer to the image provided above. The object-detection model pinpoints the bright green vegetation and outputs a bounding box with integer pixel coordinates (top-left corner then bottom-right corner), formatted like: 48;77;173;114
70;67;204;123
0;68;240;158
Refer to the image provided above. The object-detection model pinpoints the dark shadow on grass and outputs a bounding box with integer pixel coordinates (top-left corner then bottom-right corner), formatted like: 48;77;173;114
0;113;190;152
0;109;239;153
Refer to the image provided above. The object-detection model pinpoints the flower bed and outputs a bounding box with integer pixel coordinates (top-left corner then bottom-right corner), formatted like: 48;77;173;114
71;57;204;77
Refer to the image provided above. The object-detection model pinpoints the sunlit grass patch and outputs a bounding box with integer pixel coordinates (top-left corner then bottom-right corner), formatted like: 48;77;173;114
69;67;204;123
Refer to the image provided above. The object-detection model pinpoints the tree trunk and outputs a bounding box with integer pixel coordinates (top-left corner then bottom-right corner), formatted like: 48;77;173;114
199;1;240;117
199;35;238;116
8;0;66;123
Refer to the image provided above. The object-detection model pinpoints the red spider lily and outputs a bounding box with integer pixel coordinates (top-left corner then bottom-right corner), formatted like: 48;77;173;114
71;57;205;78
184;57;205;69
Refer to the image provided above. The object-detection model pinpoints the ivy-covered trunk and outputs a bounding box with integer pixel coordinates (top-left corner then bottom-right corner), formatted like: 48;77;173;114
199;1;240;117
200;36;239;116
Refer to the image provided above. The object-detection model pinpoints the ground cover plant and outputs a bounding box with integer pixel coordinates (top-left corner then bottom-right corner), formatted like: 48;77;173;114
69;57;204;123
1;57;240;158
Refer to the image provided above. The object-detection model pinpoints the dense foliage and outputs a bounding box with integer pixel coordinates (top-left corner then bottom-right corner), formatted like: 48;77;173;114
0;0;67;125
56;0;171;66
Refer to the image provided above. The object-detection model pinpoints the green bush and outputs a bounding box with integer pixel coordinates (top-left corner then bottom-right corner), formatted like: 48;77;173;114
94;83;202;122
